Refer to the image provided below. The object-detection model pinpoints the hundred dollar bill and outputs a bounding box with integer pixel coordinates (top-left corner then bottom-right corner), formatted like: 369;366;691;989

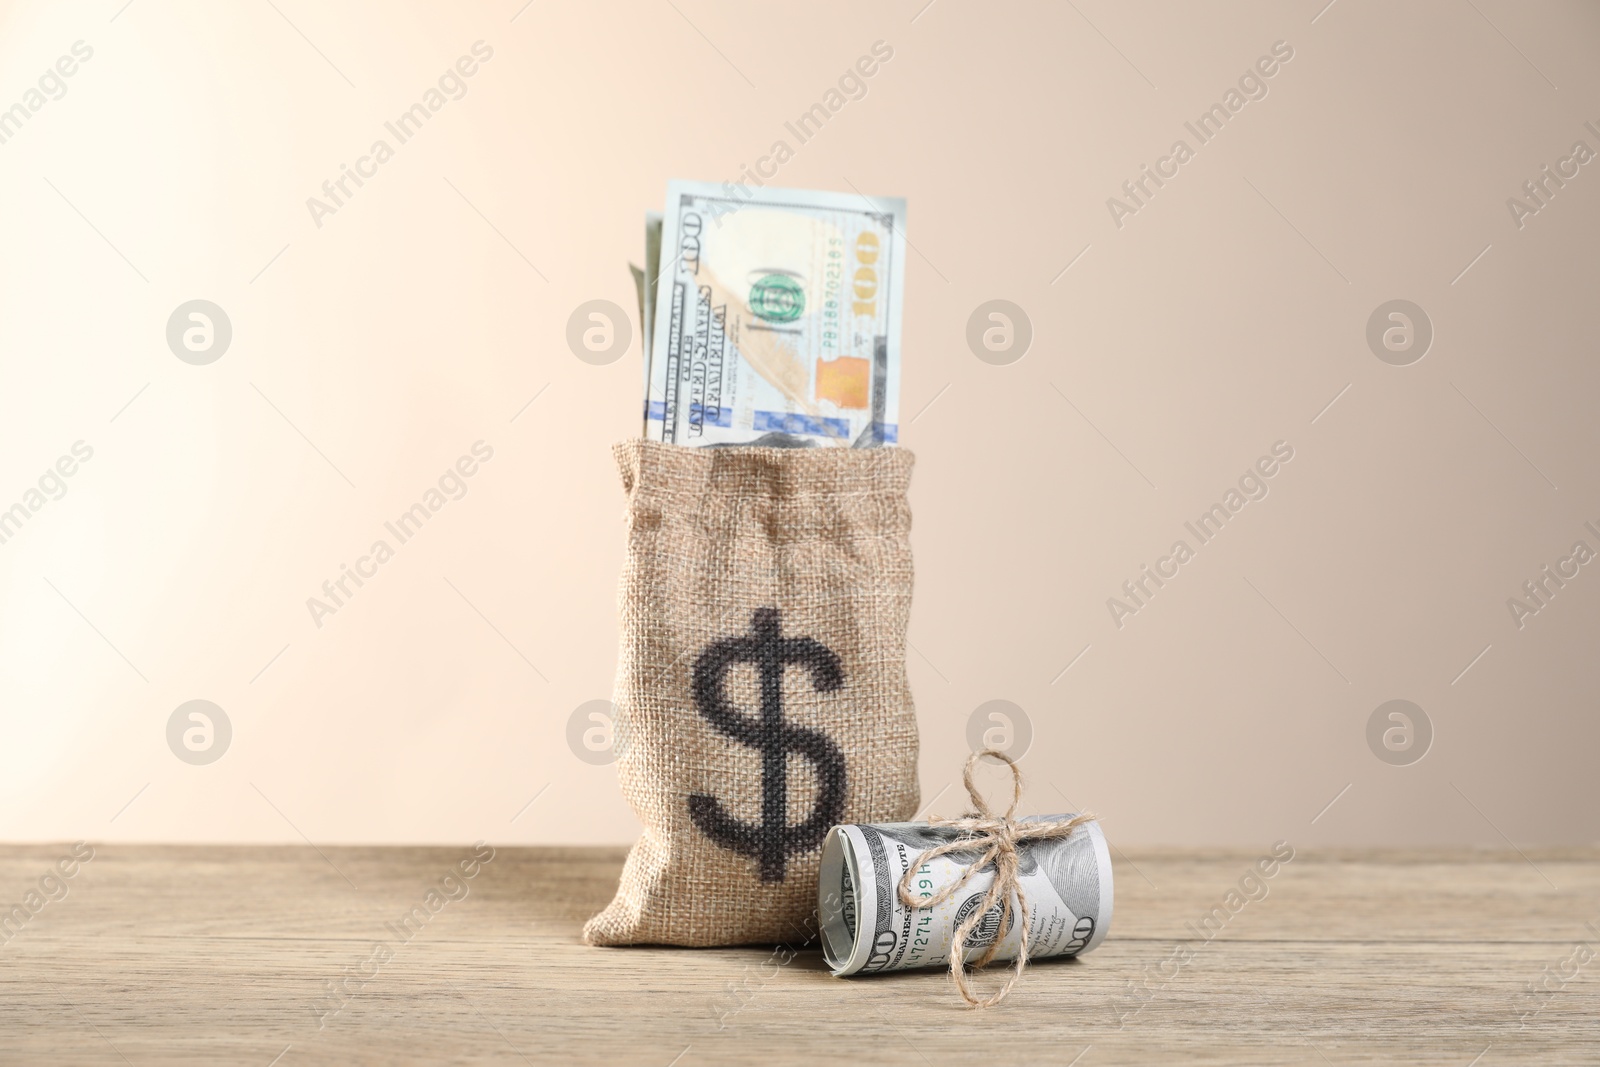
642;212;662;417
819;816;1113;977
630;263;646;398
631;213;666;436
646;180;905;447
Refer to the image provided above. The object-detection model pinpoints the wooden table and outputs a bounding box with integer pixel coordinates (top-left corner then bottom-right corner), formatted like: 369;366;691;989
2;845;1596;1064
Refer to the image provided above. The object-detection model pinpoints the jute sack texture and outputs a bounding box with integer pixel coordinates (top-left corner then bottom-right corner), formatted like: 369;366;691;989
584;440;919;946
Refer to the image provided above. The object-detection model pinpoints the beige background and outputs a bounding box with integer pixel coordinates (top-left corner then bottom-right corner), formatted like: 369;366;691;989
1;0;1596;848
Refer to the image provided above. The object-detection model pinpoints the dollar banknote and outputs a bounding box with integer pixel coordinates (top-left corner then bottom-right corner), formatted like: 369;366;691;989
642;212;662;420
630;265;646;370
644;180;905;447
818;816;1113;977
631;212;665;434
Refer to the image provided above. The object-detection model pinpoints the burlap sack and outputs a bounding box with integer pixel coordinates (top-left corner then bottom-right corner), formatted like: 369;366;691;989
584;440;919;947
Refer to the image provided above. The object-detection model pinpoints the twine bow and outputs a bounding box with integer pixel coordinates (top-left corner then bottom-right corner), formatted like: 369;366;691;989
896;749;1096;1007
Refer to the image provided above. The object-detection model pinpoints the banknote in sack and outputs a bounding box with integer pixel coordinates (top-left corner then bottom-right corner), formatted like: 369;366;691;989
589;182;918;947
641;181;906;448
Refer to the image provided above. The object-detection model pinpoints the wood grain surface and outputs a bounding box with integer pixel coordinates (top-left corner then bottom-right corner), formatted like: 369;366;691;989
1;844;1596;1065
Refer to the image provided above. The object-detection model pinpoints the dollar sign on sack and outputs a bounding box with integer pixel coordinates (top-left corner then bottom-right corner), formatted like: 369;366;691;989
688;608;847;882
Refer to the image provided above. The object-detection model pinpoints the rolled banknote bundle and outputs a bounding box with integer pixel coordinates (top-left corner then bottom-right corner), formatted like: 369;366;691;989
818;814;1114;979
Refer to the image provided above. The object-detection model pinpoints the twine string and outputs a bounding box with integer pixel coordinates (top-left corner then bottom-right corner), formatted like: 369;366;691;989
896;749;1096;1007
